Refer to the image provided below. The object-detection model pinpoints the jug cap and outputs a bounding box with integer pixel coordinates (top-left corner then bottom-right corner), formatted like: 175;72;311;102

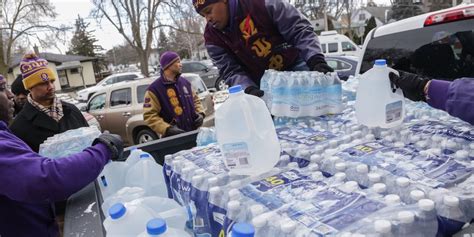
140;153;151;159
229;85;242;94
232;222;255;237
109;203;126;219
374;59;386;66
146;218;167;235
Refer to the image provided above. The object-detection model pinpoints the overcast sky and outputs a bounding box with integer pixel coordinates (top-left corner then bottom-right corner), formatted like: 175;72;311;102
47;0;392;54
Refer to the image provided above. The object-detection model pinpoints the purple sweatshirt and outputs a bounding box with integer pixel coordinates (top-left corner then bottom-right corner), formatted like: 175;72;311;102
0;121;111;237
427;78;474;125
205;0;324;89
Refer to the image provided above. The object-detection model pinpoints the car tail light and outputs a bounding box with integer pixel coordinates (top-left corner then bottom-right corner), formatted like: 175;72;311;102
424;6;474;26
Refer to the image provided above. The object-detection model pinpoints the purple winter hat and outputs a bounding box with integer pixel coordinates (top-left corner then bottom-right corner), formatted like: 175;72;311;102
193;0;220;14
160;51;180;71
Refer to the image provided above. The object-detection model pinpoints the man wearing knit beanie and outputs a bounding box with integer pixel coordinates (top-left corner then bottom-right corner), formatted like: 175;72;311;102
143;51;206;137
193;0;333;97
11;75;28;116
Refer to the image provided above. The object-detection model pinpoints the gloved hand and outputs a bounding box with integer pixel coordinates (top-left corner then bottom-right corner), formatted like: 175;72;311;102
389;70;431;102
92;131;124;161
194;113;205;128
308;56;334;73
244;86;264;97
311;62;334;73
164;126;186;137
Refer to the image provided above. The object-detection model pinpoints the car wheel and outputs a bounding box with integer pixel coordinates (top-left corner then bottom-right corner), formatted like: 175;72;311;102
215;77;228;91
135;128;159;144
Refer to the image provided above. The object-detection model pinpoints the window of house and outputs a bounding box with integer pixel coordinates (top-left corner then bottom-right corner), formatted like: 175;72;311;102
359;13;366;21
110;88;131;107
70;68;79;74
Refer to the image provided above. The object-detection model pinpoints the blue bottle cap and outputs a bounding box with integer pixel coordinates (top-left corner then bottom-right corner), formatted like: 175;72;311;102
146;218;167;235
140;153;150;159
232;222;255;237
374;59;386;66
229;85;243;94
108;203;126;220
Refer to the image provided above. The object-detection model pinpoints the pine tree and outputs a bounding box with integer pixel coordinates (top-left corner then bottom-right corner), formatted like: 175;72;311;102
158;29;170;55
68;15;102;57
363;17;377;41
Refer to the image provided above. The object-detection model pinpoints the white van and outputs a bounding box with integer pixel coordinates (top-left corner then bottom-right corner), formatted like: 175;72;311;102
318;31;361;57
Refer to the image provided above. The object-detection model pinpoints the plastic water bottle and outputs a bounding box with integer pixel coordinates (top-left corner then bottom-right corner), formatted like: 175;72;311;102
416;199;438;237
125;153;168;197
98;161;129;199
437;195;468;236
394;177;412;203
395;211;418;237
408;190;425;204
355;59;405;128
374;220;394;237
103;202;154;236
216;85;281;176
137;218;191;237
384;194;401;206
231;222;255;237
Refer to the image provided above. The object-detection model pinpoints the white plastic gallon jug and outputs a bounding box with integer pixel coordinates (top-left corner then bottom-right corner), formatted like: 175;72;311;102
137;218;191;237
98;161;129;199
125;154;168;197
139;196;188;229
103;202;154;237
355;59;405;128
215;85;280;176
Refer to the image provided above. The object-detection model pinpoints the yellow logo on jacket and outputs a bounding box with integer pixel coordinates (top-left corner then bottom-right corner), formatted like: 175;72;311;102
166;88;183;116
239;15;257;41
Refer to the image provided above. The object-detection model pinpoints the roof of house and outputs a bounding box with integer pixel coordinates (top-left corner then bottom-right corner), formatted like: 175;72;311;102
363;6;392;23
10;52;96;68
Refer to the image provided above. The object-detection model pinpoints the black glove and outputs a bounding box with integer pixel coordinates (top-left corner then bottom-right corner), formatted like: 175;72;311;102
164;126;186;137
308;56;334;73
244;86;264;97
92;131;124;161
194;113;204;128
389;70;430;102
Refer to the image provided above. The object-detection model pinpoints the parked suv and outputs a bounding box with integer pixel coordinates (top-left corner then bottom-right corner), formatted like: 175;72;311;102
86;73;215;145
76;72;144;102
181;61;224;90
357;4;474;81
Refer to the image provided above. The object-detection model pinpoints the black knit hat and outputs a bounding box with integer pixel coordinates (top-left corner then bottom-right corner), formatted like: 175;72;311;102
11;74;29;95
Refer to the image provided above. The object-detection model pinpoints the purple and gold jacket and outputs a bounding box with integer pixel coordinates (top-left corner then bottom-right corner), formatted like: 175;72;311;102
427;78;474;125
0;121;111;237
204;0;324;89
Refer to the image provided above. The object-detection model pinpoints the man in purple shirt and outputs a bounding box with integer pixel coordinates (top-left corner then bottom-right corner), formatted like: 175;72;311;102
390;71;474;125
194;0;333;97
0;74;124;237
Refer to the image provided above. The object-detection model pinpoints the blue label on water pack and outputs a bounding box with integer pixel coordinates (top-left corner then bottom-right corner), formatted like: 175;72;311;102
190;186;212;236
277;127;338;146
163;164;173;199
208;203;227;237
240;169;385;235
336;141;472;188
409;120;474;142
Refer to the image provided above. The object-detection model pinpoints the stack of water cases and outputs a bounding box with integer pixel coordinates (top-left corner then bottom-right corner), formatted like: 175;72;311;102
164;88;473;236
260;70;343;118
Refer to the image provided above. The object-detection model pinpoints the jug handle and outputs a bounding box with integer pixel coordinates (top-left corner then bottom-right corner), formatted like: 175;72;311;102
387;68;400;93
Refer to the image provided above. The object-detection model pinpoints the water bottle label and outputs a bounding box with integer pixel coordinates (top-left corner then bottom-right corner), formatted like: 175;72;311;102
386;100;403;123
221;142;251;169
336;141;473;188
208;203;226;237
240;169;386;235
409;120;474;142
277;127;338;146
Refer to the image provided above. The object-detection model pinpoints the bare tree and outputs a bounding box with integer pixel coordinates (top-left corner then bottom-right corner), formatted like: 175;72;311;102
289;0;346;21
0;0;65;75
92;0;162;76
343;0;362;40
